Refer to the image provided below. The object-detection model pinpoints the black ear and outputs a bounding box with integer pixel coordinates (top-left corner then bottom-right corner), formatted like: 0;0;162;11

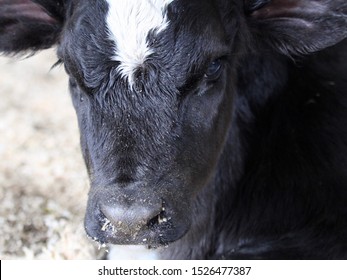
0;0;65;54
246;0;347;55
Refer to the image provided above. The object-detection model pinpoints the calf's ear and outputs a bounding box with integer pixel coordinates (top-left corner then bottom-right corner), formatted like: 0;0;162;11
0;0;65;54
246;0;347;55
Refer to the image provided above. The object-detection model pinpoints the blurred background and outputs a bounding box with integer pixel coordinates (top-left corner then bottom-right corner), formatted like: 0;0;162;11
0;50;97;259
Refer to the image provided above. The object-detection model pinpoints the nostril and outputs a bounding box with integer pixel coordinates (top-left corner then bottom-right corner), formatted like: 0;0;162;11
147;201;170;229
100;216;116;232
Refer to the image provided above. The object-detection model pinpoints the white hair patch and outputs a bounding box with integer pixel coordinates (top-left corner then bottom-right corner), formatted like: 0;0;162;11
106;0;174;88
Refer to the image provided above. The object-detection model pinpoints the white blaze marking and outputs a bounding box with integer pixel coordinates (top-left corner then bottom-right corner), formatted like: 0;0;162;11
106;0;174;88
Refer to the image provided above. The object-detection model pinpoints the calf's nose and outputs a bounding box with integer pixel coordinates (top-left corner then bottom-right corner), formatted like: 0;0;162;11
99;199;163;237
100;195;164;242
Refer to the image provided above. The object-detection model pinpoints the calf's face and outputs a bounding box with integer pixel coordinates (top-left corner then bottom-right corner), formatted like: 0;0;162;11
1;0;346;248
60;0;236;246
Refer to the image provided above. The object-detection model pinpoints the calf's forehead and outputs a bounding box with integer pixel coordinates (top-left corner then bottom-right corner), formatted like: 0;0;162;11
66;0;226;90
105;0;175;87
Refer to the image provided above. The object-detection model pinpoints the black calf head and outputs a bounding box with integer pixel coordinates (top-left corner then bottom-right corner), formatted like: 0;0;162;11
1;0;346;247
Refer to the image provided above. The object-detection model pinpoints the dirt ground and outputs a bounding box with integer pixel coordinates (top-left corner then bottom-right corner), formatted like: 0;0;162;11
0;50;99;259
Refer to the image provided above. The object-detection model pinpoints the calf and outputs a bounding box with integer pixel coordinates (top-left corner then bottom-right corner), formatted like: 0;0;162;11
1;0;347;259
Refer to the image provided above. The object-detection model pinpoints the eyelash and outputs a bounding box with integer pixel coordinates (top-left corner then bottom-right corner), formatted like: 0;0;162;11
51;59;64;70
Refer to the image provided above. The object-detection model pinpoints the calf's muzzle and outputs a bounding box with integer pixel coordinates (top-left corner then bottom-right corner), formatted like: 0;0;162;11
84;185;174;246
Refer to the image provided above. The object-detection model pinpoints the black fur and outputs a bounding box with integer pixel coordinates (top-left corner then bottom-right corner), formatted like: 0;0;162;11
0;0;347;259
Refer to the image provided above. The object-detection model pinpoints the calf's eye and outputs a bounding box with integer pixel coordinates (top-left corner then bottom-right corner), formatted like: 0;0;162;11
204;58;223;81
